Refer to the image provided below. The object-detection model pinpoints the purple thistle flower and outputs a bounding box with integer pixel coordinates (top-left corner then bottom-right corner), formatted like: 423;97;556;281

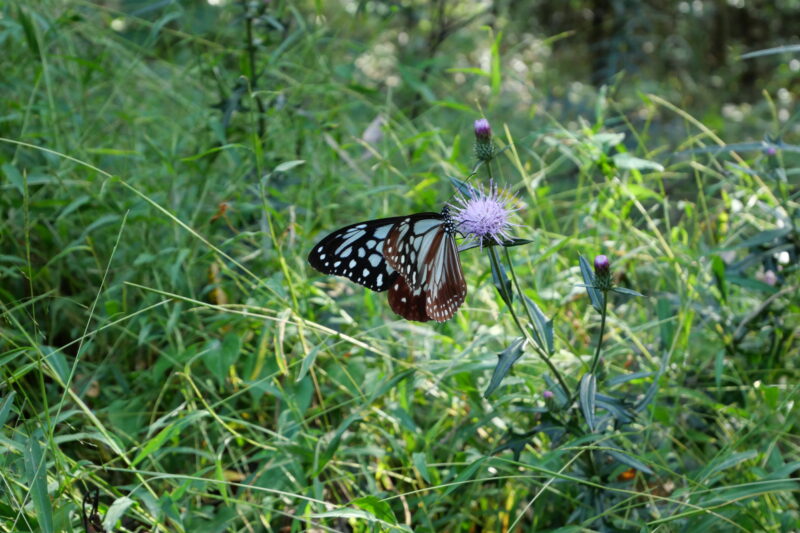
594;255;610;276
451;180;518;246
542;390;554;399
474;118;492;142
593;254;613;291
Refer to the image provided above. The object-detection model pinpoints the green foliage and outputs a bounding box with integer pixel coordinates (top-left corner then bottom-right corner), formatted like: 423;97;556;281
1;0;799;531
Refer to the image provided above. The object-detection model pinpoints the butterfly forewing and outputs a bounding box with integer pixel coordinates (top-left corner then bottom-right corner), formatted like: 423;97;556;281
385;212;467;322
308;217;405;292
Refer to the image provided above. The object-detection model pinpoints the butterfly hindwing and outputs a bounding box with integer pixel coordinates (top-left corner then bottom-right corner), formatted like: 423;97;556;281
421;228;466;321
387;275;430;322
308;217;405;292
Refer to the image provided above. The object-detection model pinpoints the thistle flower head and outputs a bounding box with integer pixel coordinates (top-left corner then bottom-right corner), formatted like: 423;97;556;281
542;390;554;399
594;255;610;275
473;118;494;161
593;254;613;291
474;118;492;142
451;180;518;246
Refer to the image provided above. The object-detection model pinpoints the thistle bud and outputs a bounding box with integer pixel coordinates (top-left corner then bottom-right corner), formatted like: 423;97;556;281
594;255;610;276
593;254;613;291
474;118;491;141
543;390;560;412
473;118;494;162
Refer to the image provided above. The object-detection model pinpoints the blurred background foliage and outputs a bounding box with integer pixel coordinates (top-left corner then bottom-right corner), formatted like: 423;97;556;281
0;0;798;531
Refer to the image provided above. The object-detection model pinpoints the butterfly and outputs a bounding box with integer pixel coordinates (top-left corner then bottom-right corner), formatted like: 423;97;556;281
308;206;466;322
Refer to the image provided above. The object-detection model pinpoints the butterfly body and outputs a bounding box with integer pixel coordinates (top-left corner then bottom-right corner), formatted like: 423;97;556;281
308;207;466;322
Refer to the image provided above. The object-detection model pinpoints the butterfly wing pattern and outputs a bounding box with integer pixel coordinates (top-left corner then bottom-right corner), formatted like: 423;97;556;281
307;217;403;292
308;208;466;322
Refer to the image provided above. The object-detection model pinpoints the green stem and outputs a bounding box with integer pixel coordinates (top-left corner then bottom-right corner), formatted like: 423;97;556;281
488;246;570;396
588;290;608;377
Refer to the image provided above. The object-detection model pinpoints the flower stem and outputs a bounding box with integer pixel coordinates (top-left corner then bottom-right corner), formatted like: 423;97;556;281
488;246;570;396
588;290;608;377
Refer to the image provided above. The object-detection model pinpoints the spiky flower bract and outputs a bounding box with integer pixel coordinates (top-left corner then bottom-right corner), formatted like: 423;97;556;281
473;118;494;161
452;180;518;247
593;254;614;291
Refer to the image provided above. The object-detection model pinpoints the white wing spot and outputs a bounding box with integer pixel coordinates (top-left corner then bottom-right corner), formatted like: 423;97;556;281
334;261;341;267
349;259;357;268
354;223;367;229
319;253;326;260
341;247;352;258
358;247;366;258
373;225;392;239
368;254;381;267
366;240;377;249
376;274;383;286
362;268;370;277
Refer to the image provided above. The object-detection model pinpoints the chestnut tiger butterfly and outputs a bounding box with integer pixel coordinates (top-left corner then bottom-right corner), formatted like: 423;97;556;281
308;206;466;322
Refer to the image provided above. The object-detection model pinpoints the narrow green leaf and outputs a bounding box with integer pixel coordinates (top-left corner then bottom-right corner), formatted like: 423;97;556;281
449;176;473;198
722;227;791;251
714;348;725;390
578;255;603;312
316;413;361;476
57;195;91;220
611;287;643;297
613;152;664;172
711;255;727;302
17;6;41;57
698;450;758;483
311;509;412;532
490;253;513;306
23;438;53;533
484;337;525;398
635;350;670;413
41;346;69;383
412;452;431;483
351;495;397;524
132;423;181;467
103;497;135;532
273;160;305;172
607;448;654;475
579;373;597;432
741;44;800;59
296;344;323;383
443;457;487;496
445;67;490;77
458;237;532;252
2;163;24;194
490;30;502;97
656;298;674;350
0;392;16;427
525;297;554;354
132;411;205;467
596;397;635;424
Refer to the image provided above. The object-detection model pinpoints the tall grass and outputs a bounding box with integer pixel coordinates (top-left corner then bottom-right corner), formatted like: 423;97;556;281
0;1;797;531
